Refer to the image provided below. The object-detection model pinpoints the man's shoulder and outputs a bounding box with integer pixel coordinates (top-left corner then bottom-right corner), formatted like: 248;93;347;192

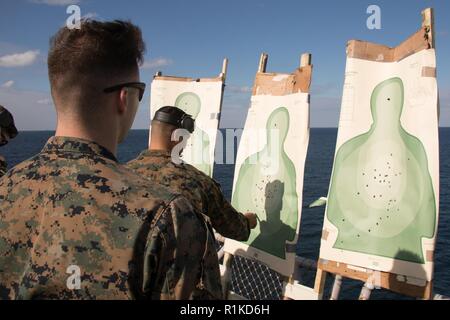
116;159;176;198
181;163;223;190
156;159;226;198
1;151;180;209
169;161;211;182
127;151;201;181
92;156;185;210
0;153;41;179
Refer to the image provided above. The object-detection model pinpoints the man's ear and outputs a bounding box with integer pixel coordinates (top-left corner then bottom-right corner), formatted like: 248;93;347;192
118;88;128;114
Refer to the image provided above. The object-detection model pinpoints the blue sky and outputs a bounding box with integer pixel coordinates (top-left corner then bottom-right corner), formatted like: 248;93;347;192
0;0;449;130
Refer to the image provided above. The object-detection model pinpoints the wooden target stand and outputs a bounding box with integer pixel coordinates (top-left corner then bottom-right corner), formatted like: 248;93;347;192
221;52;316;300
153;57;243;288
314;259;433;300
152;57;229;173
314;8;436;301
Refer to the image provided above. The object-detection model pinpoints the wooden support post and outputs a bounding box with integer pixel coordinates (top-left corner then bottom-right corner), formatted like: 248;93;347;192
300;53;312;67
220;58;229;81
258;53;268;73
359;282;374;300
313;267;327;299
330;274;343;300
421;8;435;48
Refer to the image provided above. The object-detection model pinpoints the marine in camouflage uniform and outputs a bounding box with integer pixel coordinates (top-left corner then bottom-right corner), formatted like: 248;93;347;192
127;150;250;241
0;136;222;299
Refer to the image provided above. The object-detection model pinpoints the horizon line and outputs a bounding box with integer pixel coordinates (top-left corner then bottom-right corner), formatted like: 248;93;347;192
14;126;450;132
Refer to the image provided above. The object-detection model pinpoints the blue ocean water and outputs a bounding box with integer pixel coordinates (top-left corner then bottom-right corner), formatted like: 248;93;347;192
1;128;449;299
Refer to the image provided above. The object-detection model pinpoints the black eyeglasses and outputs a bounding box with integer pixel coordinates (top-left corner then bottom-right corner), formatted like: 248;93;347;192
103;82;146;102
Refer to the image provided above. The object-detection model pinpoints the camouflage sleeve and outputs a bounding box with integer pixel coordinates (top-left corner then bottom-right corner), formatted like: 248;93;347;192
0;155;6;178
143;196;221;299
206;179;250;241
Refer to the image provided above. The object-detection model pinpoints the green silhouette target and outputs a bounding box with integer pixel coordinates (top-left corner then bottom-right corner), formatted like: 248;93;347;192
327;77;436;264
232;107;298;259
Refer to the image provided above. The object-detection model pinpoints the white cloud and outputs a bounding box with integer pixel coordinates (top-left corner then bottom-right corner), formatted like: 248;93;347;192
141;58;173;69
0;50;40;68
30;0;81;5
1;81;14;88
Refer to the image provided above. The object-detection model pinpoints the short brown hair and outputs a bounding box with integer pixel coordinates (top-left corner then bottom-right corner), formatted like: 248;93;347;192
48;19;145;96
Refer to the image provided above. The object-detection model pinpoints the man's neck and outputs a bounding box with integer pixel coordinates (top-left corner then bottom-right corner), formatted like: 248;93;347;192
149;142;171;153
148;139;173;153
55;121;118;156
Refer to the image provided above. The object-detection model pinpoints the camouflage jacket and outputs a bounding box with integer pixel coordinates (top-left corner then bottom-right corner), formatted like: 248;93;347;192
0;137;222;300
0;155;6;178
127;150;250;241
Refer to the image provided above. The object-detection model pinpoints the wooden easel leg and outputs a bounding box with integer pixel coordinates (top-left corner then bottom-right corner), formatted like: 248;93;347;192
300;53;312;68
314;268;327;300
359;282;374;300
219;58;228;81
258;53;268;73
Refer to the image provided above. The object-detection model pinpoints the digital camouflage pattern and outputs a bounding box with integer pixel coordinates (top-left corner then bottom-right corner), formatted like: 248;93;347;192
0;137;222;300
0;155;6;178
127;149;250;241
